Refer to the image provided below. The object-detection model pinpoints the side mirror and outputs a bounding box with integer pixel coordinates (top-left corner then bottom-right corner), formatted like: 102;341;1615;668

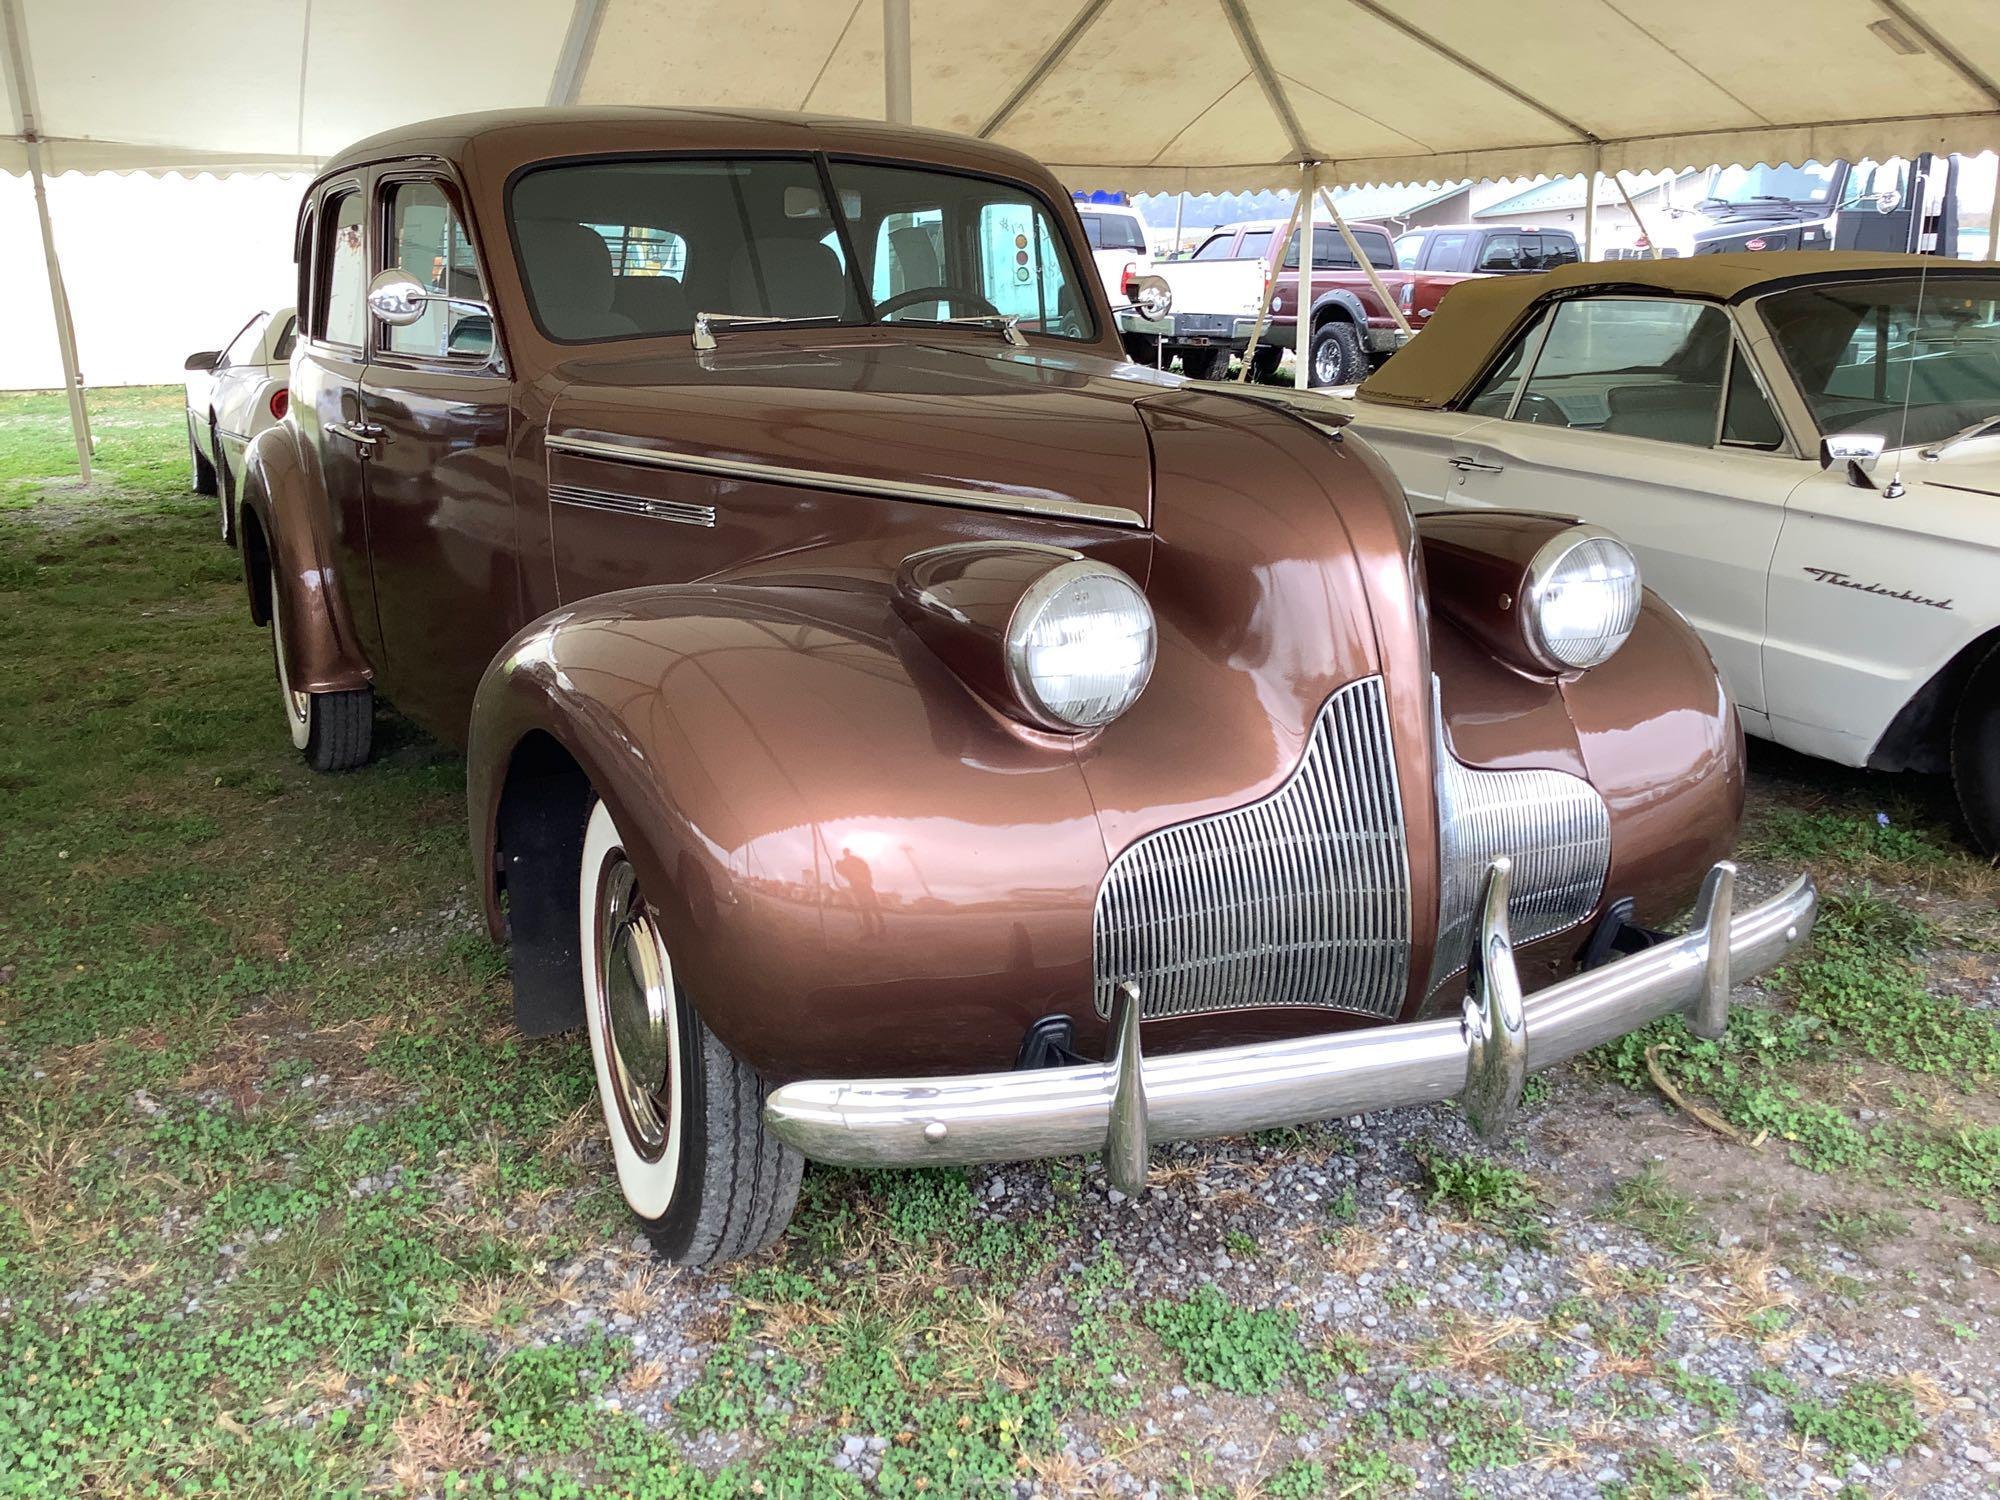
1874;186;1903;215
366;268;432;327
1821;431;1885;488
184;350;220;372
1131;273;1173;321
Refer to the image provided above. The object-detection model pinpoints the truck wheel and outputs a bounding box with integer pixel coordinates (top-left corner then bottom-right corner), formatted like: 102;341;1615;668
189;414;218;497
1178;347;1230;381
268;562;372;772
1310;321;1365;387
579;799;803;1264
1248;346;1283;383
1951;639;2000;856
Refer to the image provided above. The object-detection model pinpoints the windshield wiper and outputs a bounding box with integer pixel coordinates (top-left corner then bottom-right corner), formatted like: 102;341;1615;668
1919;413;2000;460
692;311;842;351
893;314;1028;349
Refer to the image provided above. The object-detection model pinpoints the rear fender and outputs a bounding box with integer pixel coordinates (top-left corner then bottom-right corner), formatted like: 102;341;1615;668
1309;287;1369;331
238;423;371;695
468;581;1108;1082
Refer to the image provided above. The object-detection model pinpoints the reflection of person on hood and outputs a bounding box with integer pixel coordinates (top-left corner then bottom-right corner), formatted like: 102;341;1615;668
835;847;886;938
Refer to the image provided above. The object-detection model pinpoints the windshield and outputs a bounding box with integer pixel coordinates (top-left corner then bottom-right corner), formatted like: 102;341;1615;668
1705;161;1837;207
508;155;1095;344
1763;276;2000;449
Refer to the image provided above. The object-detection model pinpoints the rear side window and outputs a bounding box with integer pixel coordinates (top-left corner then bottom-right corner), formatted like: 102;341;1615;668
1479;233;1525;271
319;190;368;348
272;315;298;361
1192;233;1235;260
1283;226;1395;270
1541;233;1580;267
1093;212;1147;251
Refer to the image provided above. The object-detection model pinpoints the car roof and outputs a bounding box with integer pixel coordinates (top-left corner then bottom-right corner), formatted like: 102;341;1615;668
314;106;1055;192
1409;223;1567;236
1216;218;1393;235
1359;252;2000;410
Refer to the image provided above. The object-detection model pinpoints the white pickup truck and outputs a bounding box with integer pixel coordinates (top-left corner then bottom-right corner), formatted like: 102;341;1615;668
1119;252;1268;377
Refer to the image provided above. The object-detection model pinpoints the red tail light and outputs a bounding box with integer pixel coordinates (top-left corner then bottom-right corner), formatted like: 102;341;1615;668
1120;260;1138;295
269;388;289;422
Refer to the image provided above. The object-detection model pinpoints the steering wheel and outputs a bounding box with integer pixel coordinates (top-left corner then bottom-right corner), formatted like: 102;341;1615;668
874;286;1003;319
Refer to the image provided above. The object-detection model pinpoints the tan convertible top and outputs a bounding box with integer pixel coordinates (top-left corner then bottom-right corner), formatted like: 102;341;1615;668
1359;252;2000;411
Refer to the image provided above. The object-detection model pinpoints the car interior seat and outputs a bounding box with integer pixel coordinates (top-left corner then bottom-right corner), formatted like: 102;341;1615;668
515;220;640;339
726;238;850;320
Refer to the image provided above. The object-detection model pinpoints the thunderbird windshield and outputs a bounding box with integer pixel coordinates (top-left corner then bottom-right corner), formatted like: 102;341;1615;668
1762;276;2000;450
508;155;1094;344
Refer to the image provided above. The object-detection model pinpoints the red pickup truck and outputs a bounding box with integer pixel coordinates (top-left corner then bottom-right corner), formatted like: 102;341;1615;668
1163;219;1481;385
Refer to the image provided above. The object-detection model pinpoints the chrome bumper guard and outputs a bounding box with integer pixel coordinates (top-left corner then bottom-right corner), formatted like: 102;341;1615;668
763;859;1816;1193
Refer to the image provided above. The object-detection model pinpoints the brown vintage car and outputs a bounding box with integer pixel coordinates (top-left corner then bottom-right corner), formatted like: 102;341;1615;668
238;107;1817;1265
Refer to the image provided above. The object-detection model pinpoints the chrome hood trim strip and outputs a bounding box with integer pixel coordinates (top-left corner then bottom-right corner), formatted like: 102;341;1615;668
546;433;1146;530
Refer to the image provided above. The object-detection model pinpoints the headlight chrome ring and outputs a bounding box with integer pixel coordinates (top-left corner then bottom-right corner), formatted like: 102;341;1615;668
1522;525;1642;671
1004;559;1157;730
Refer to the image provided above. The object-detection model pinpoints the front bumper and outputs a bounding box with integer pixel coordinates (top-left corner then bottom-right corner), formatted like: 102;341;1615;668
763;858;1815;1192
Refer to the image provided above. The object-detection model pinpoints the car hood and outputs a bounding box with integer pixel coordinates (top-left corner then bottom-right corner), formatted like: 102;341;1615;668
543;335;1170;528
1902;436;2000;497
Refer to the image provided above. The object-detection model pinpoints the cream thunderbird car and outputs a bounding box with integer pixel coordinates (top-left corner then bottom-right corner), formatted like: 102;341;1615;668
184;307;296;544
1338;253;2000;852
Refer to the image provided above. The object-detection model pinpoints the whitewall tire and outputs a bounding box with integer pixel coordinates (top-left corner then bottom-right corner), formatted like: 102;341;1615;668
577;799;802;1264
268;562;371;772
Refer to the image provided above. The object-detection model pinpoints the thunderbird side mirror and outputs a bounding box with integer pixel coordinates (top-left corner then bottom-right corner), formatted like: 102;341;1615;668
184;350;220;372
1821;431;1885;489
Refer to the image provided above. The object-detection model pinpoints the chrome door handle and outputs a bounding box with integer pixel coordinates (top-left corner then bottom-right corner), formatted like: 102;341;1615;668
324;420;381;450
1448;455;1503;474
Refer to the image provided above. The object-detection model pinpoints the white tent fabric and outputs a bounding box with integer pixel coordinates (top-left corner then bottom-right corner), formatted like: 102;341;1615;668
5;0;2000;190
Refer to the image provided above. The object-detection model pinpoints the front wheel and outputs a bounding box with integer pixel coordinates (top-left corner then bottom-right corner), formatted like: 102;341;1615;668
580;799;802;1264
1951;640;2000;856
1309;320;1365;387
268;563;372;772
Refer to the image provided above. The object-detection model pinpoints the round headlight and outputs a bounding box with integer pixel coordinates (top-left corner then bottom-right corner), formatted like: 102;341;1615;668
1523;526;1641;670
1005;560;1156;729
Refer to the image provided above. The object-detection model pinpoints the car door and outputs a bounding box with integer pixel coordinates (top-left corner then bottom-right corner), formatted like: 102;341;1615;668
210;312;271;462
1436;295;1795;718
294;180;385;665
358;170;517;741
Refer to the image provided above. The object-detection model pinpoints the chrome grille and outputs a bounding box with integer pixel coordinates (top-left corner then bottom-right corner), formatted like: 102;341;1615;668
1093;676;1412;1020
1424;710;1610;996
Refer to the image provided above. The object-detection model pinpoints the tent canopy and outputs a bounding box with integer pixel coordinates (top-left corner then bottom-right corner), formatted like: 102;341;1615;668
5;0;2000;191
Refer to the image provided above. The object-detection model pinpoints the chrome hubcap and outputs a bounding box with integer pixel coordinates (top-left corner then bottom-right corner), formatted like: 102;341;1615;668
597;860;673;1158
1314;339;1340;384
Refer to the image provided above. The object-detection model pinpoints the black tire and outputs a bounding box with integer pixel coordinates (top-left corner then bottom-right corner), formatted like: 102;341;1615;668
1950;639;2000;857
189;414;218;497
580;799;803;1264
1309;319;1365;387
1248;345;1284;383
1177;346;1230;381
1120;332;1163;366
269;561;372;773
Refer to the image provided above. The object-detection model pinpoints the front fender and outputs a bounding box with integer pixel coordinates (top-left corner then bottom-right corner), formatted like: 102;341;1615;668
1310;287;1369;331
239;422;371;695
468;580;1110;1083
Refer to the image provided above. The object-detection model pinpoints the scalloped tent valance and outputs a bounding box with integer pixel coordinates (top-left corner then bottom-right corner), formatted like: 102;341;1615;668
5;0;2000;189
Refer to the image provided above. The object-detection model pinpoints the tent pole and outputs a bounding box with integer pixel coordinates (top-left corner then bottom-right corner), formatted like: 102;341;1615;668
1985;184;2000;261
1609;171;1658;259
1172;190;1184;255
3;0;91;482
1583;146;1601;262
1294;161;1316;389
1233;187;1305;384
1318;185;1413;338
883;0;912;124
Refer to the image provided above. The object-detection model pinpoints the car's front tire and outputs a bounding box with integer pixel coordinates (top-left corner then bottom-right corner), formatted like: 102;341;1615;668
188;414;218;497
579;799;801;1264
268;562;371;772
1951;639;2000;856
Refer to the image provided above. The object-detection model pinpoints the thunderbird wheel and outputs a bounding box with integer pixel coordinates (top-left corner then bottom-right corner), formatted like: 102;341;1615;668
1952;640;2000;857
578;800;802;1264
267;562;371;771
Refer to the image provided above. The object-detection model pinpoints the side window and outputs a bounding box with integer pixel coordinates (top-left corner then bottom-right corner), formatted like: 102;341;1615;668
1464;307;1552;416
1424;232;1470;270
1543;234;1580;267
975;202;1075;331
1191;233;1234;261
220;313;269;368
1722;350;1786;448
1479;233;1524;271
1078;213;1104;250
1394;232;1424;270
384;180;488;359
1357;230;1396;269
272;315;298;362
1236;229;1272;264
320;190;367;348
1282;227;1368;269
1514;297;1730;446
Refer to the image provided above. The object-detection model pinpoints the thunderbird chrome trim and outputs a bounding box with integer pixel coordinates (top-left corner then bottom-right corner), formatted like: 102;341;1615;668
545;434;1146;530
764;860;1815;1191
